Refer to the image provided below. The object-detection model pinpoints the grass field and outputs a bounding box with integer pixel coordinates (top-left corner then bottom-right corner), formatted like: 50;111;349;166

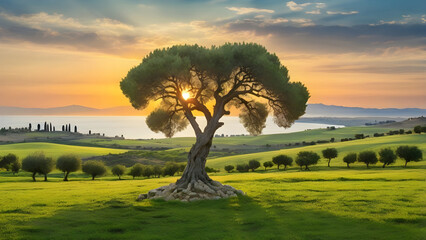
207;134;426;169
0;169;424;240
0;142;127;160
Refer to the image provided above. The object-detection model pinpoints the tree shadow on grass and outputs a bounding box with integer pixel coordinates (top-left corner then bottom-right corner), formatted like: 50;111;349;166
12;196;424;240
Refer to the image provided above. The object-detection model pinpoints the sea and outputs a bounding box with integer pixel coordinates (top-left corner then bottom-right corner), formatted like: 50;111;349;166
0;116;344;139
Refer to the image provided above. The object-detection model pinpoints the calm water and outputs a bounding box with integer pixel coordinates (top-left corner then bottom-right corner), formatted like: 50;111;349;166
0;116;344;139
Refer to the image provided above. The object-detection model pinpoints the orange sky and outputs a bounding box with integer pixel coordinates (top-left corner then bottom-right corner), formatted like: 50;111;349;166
0;1;425;109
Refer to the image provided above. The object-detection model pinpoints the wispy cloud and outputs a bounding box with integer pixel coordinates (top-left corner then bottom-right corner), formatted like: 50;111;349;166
326;11;359;15
226;7;274;15
286;1;325;11
306;9;321;15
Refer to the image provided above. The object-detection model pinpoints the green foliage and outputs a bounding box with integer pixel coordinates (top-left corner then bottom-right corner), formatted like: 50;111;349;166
239;102;269;136
22;152;55;181
263;161;274;170
56;154;81;181
146;109;188;138
0;153;19;171
162;162;179;176
236;163;249;172
205;166;219;173
224;165;234;173
82;160;107;180
396;145;423;167
343;153;357;168
10;160;21;175
358;151;378;168
142;165;154;178
153;165;163;178
296;151;320;170
413;125;422;134
248;159;261;172
129;163;143;179
378;148;397;168
111;165;126;180
322;148;338;167
121;43;309;138
272;154;293;169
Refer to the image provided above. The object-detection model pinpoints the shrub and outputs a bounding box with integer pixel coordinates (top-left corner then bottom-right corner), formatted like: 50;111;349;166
22;152;55;181
322;148;338;167
224;165;234;173
82;160;107;180
296;151;320;170
162;162;179;176
378;148;397;168
129;163;143;179
413;125;422;134
263;161;274;170
142;165;154;178
205;166;219;173
248;160;261;172
354;134;364;139
343;153;357;168
396;146;423;167
358;151;378;168
153;165;162;178
272;155;293;170
0;153;19;171
11;160;21;175
111;164;126;180
236;164;249;172
56;154;81;181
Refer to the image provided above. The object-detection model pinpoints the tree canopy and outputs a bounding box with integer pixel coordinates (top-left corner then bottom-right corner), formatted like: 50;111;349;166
121;43;309;138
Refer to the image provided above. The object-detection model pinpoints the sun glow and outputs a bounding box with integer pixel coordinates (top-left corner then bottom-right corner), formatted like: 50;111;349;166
182;91;191;100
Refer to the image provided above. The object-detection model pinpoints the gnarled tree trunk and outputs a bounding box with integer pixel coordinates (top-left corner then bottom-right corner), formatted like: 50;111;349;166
176;136;213;188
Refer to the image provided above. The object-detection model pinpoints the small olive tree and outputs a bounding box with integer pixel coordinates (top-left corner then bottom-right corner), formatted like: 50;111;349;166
272;155;293;170
236;164;249;172
162;162;180;177
82;160;107;180
263;161;274;170
358;151;378;168
296;151;320;170
153;165;162;178
224;165;234;173
248;160;261;172
56;154;81;181
0;153;19;171
11;160;21;175
396;145;423;167
22;152;54;181
343;153;357;168
322;148;338;167
129;163;144;179
142;165;154;178
112;164;126;180
378;148;397;168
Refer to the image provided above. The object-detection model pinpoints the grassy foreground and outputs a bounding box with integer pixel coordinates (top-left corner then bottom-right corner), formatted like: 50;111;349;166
0;169;425;240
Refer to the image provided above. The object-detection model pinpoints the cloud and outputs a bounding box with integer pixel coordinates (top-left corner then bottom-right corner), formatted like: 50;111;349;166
286;1;325;11
326;11;359;15
226;7;274;15
306;9;320;15
286;1;311;11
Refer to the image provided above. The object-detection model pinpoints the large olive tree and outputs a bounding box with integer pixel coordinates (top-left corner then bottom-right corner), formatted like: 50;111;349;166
121;43;309;200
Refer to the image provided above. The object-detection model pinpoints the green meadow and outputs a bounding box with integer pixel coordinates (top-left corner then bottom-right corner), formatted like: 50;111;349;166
0;128;425;239
0;169;425;240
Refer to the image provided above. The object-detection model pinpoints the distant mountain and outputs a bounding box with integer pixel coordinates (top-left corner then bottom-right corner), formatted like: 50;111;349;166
1;104;425;117
305;104;426;117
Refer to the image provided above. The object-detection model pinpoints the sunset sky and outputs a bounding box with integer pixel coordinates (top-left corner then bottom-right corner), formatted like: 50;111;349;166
0;0;425;109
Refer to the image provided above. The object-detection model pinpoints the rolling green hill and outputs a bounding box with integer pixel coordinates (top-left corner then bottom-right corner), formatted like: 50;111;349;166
0;142;127;159
206;134;426;169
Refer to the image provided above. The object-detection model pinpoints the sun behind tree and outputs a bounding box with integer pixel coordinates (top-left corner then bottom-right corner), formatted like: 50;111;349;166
121;43;310;201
